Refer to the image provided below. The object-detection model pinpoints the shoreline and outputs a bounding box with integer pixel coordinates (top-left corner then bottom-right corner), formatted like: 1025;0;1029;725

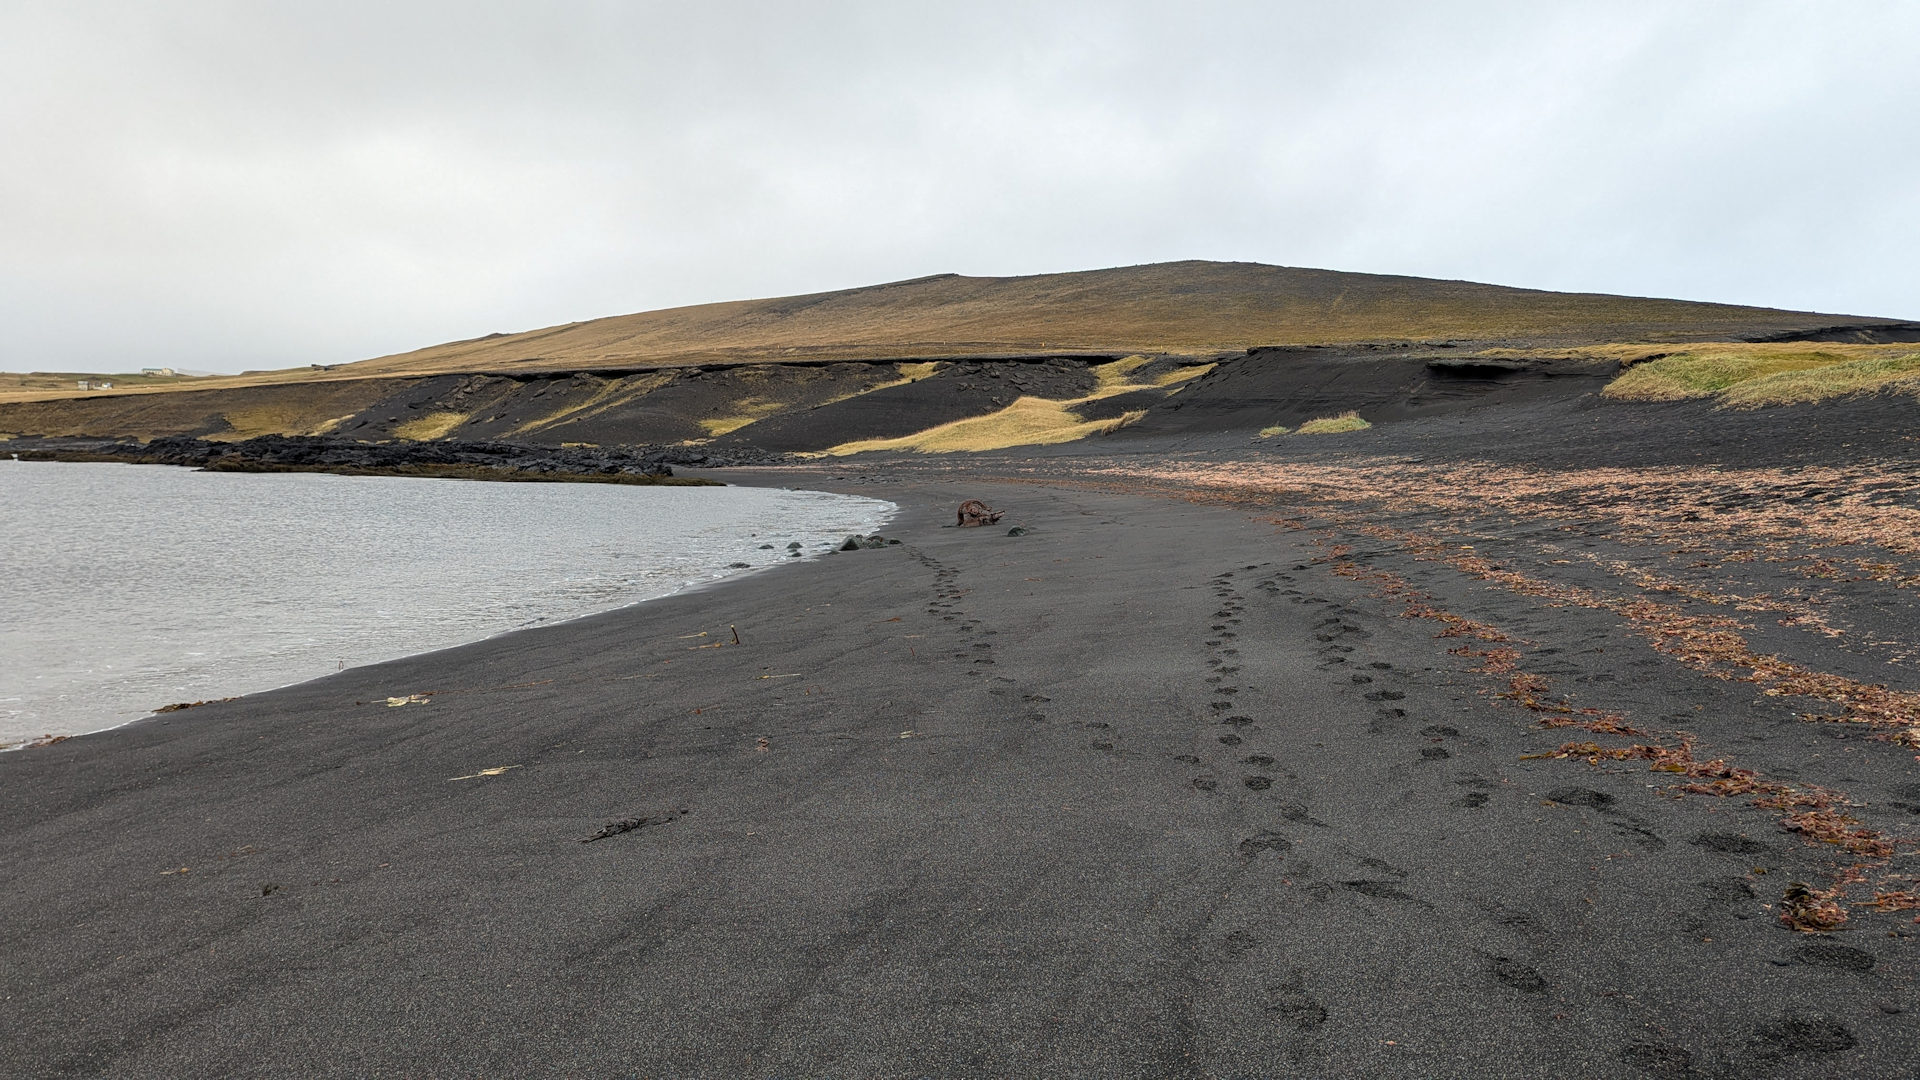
0;461;895;750
4;459;1916;1074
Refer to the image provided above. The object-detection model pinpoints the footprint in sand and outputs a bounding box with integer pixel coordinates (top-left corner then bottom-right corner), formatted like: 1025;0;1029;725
1547;787;1615;810
1265;977;1328;1029
1690;832;1770;855
1609;822;1664;850
1238;831;1292;859
1488;957;1547;993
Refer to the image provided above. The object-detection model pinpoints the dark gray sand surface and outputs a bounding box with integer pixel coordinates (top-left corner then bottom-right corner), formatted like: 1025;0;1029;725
6;448;1919;1076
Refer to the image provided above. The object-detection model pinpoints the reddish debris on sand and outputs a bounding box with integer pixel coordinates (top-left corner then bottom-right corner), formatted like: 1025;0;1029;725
1779;882;1849;932
957;500;1005;527
1861;890;1920;913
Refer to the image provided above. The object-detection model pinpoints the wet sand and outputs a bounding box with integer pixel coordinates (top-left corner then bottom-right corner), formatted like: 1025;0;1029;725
5;442;1919;1075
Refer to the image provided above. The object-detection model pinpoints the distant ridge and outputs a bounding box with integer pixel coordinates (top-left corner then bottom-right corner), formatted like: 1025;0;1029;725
337;260;1901;378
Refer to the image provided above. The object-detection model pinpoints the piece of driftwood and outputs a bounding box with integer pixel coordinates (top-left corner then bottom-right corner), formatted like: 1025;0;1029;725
957;499;1005;527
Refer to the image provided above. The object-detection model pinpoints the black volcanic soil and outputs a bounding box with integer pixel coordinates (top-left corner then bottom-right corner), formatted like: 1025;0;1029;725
0;346;1606;454
3;387;1919;1076
713;357;1105;453
1121;345;1616;438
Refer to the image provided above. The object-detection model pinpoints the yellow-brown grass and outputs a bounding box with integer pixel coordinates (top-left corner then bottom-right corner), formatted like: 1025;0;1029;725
212;402;361;440
698;396;790;437
393;411;470;441
1154;363;1215;388
822;356;1165;455
1721;353;1920;406
0;370;215;403
1597;342;1920;405
503;372;675;439
0;368;344;406
1093;355;1155;389
1482;341;1920;407
823;399;1147;455
1295;410;1372;434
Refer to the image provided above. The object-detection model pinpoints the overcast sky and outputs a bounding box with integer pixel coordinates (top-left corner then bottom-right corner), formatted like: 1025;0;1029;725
3;1;1915;373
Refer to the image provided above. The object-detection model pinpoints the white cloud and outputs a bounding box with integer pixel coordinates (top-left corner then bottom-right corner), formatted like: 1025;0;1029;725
1;0;1913;371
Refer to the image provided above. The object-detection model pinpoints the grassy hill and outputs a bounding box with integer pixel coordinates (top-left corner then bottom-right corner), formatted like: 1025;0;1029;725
5;261;1902;408
2;261;1910;451
343;260;1897;378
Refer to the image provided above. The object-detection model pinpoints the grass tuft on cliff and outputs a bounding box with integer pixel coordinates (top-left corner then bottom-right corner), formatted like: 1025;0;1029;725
1600;343;1920;406
1295;411;1372;434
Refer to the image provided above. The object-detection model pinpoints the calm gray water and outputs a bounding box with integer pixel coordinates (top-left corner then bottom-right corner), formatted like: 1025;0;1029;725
0;460;893;746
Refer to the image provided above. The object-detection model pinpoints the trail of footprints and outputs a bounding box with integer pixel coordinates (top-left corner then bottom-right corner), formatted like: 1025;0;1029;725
1163;568;1592;1033
910;553;1059;752
1179;574;1546;941
898;548;1881;1059
1170;565;1440;805
914;552;999;669
1189;559;1824;1052
911;551;1873;1056
907;555;1843;1053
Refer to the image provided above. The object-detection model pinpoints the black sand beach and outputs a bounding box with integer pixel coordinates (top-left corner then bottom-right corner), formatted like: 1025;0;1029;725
6;392;1920;1077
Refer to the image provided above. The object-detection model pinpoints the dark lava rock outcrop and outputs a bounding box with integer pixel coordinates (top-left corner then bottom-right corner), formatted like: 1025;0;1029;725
10;434;781;478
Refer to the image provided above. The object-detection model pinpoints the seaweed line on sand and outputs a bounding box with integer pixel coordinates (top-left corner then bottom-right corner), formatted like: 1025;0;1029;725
1305;528;1910;932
